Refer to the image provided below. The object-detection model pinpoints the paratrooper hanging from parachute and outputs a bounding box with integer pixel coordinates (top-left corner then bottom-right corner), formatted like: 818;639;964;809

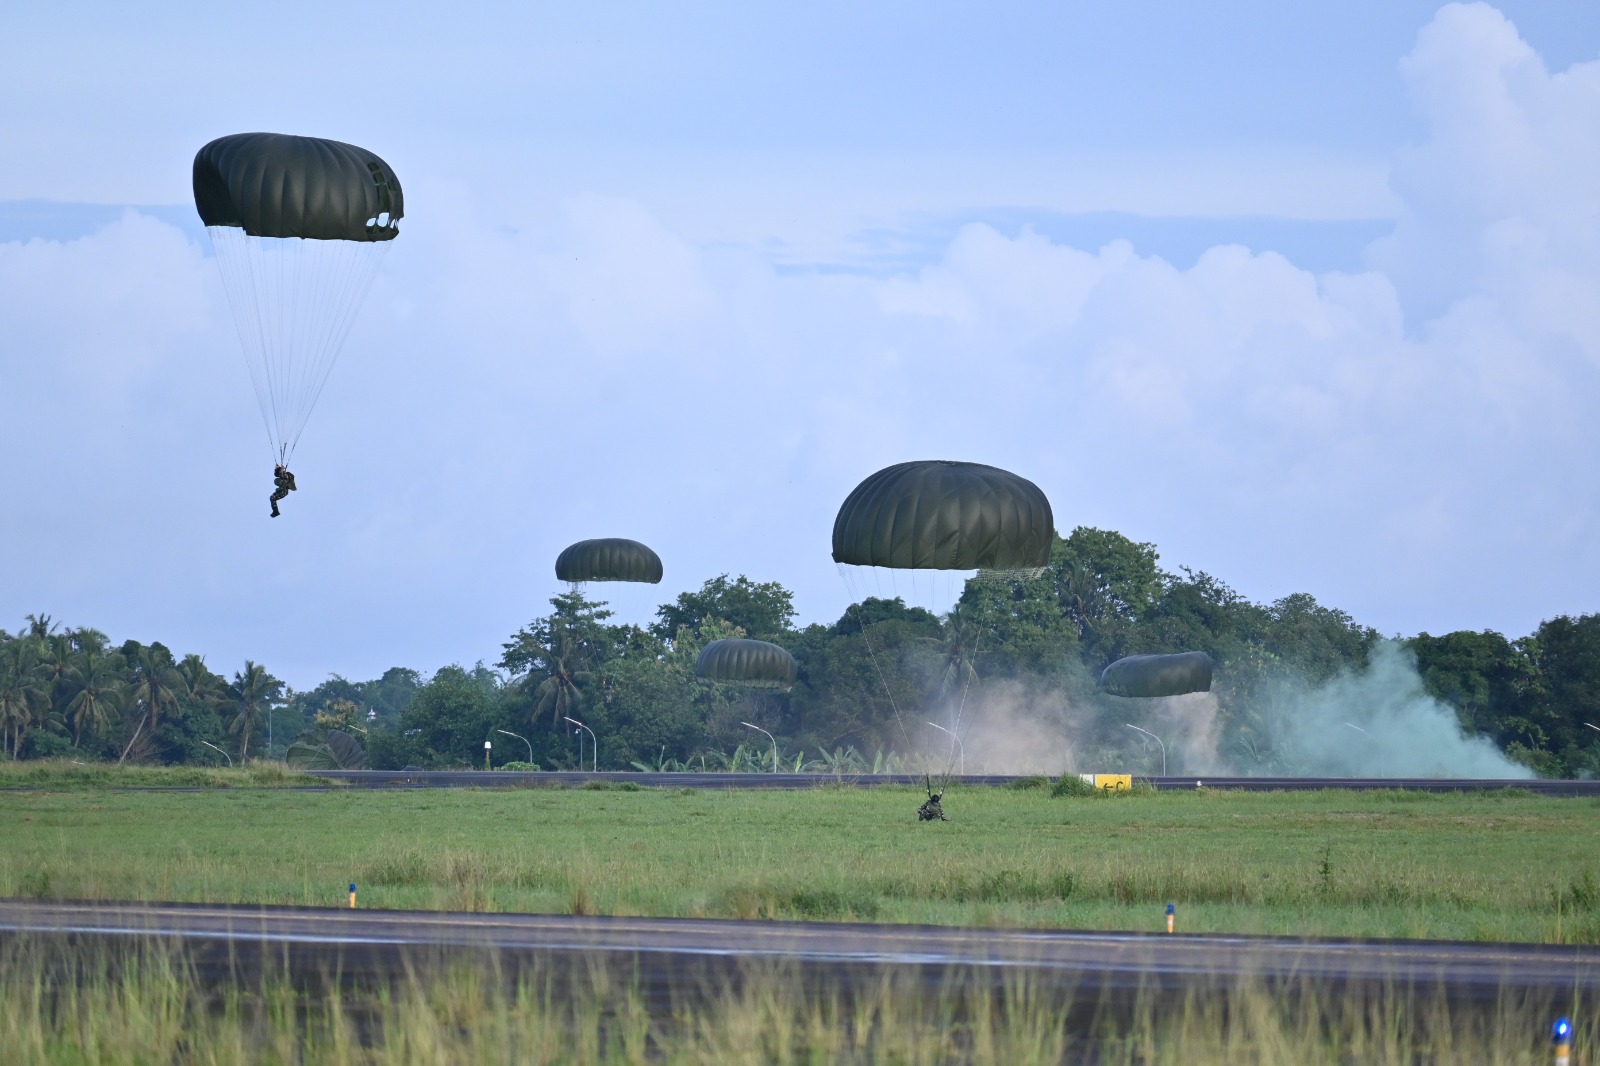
193;132;403;515
832;459;1055;820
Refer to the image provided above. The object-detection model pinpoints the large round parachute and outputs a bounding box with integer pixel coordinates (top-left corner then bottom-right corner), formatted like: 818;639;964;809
832;460;1054;572
1099;652;1214;698
831;459;1055;781
694;639;798;689
194;132;403;463
555;539;663;584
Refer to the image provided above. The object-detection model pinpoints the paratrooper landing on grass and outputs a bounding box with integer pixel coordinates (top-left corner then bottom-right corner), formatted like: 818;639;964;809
917;776;948;821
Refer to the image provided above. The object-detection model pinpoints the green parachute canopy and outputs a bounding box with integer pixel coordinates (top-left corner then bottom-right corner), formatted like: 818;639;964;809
1099;652;1214;698
694;638;798;689
194;132;403;465
832;460;1054;571
555;538;663;584
194;133;403;241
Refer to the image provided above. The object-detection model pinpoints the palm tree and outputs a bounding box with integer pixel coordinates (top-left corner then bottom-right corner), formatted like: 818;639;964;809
1060;560;1104;638
524;633;591;729
120;644;185;766
178;654;227;716
65;649;126;748
229;661;284;762
69;628;111;657
929;613;982;699
37;632;79;724
0;639;49;757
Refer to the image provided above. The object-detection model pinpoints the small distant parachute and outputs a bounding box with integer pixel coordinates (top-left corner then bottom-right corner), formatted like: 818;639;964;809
1099;652;1214;698
695;638;798;689
194;132;403;464
832;460;1054;573
555;538;663;585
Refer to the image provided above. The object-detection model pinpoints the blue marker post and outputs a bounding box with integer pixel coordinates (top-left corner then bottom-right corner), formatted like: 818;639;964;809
1166;902;1175;934
1553;1017;1571;1066
349;882;357;909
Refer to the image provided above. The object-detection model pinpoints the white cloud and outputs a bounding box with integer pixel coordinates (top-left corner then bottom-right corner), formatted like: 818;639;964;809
1374;2;1600;360
1;5;1597;687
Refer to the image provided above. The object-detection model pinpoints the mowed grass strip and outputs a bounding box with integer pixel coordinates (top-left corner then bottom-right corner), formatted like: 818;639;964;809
1;783;1597;942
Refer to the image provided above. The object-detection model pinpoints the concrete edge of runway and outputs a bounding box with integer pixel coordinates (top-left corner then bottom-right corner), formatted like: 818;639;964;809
2;899;1596;997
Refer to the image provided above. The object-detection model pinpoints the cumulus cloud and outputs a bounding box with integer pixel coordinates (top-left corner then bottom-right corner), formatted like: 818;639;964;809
1;5;1596;689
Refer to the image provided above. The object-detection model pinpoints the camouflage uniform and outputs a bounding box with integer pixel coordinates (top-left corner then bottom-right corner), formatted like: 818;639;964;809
916;792;947;821
270;469;297;517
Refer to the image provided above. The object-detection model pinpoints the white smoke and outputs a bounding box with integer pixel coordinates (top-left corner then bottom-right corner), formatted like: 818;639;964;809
1237;641;1531;779
946;641;1530;779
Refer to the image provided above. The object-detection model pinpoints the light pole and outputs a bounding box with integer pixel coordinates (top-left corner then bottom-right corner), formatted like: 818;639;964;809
1124;723;1166;777
200;740;232;767
497;729;533;764
742;722;778;773
564;716;597;772
484;739;491;771
925;721;965;776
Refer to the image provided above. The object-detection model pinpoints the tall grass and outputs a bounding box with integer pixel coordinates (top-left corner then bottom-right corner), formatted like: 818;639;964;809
0;758;331;790
0;936;1590;1064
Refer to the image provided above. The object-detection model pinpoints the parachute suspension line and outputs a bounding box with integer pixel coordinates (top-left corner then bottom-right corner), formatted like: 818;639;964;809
207;228;388;464
937;596;985;790
281;238;388;462
838;566;918;758
209;227;282;460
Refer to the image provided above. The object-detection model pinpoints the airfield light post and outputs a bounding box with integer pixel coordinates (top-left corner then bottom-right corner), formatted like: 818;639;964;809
925;721;965;776
565;720;583;771
742;722;777;773
1124;723;1166;777
484;739;491;771
497;729;533;764
565;717;597;772
1343;722;1382;776
200;740;232;767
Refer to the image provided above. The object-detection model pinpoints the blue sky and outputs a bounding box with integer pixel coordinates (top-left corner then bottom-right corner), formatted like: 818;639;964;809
2;2;1598;687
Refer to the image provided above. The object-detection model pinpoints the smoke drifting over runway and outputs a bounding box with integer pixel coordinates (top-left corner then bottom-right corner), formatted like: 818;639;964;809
944;642;1530;779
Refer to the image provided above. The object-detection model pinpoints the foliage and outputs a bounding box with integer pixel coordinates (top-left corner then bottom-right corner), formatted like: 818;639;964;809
7;524;1600;775
652;574;796;643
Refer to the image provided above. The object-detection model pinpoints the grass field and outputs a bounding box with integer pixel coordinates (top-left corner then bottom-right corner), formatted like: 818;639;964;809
2;769;1597;942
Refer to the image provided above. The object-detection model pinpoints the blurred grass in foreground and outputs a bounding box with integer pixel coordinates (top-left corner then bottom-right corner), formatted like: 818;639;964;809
1;936;1592;1066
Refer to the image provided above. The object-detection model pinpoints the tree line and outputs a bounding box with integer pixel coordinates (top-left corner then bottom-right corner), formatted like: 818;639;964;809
5;528;1598;777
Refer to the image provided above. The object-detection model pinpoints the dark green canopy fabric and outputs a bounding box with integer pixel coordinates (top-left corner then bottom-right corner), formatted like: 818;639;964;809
832;460;1054;571
1099;652;1214;698
193;133;403;241
555;538;663;584
695;638;798;689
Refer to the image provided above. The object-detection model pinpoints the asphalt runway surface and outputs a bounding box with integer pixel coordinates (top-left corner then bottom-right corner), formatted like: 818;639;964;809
2;900;1595;1022
306;769;1600;796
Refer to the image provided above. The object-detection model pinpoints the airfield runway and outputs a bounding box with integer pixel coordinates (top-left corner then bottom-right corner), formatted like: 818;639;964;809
1;899;1594;1016
306;769;1600;796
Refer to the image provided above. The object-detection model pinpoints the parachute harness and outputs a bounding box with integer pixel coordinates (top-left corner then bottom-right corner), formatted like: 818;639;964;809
917;775;947;821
